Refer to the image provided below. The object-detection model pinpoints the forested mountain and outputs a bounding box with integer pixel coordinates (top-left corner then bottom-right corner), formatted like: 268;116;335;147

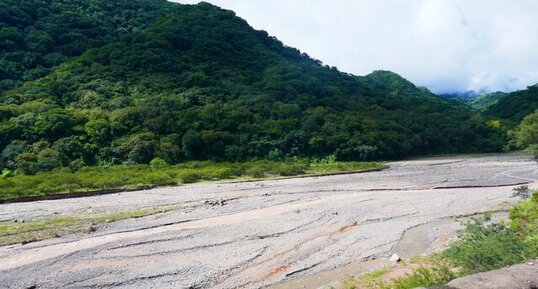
0;0;174;94
465;92;508;111
0;0;504;174
363;70;441;101
486;85;538;122
440;91;507;111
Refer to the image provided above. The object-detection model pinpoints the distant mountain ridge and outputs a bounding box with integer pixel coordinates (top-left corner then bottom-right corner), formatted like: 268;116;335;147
364;70;439;100
441;91;482;100
442;91;509;111
486;85;538;122
465;92;508;111
441;87;536;117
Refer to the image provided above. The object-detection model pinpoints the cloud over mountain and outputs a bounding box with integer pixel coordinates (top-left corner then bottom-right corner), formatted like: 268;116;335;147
176;0;538;94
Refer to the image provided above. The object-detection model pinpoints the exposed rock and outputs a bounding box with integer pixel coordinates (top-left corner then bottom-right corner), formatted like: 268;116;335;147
447;260;538;289
202;199;227;206
389;253;401;263
84;223;96;233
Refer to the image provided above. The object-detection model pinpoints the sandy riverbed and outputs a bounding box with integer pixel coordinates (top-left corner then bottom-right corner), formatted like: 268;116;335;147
0;154;536;289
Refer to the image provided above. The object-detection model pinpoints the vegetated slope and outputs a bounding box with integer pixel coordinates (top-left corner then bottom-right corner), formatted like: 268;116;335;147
486;85;538;123
0;1;504;174
440;91;479;100
0;0;174;94
466;92;508;111
440;91;507;111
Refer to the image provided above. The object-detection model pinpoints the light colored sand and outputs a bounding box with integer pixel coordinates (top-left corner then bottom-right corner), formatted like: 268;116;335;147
0;153;536;289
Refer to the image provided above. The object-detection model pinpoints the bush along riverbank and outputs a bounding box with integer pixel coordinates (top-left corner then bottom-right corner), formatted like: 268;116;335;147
342;185;538;289
0;158;386;202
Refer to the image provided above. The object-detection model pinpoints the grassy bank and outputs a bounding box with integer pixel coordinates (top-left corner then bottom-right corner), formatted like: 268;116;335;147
0;160;386;202
0;203;196;245
341;186;538;289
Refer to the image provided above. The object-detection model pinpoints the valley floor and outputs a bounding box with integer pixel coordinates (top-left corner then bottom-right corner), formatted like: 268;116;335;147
0;154;536;289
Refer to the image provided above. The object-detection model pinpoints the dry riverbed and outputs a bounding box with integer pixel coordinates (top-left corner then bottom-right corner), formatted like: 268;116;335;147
0;154;536;289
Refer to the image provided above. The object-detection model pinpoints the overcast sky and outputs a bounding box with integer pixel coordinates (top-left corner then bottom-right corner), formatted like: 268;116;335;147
173;0;538;94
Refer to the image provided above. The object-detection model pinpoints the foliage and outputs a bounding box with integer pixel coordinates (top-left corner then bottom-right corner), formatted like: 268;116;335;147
387;263;456;289
342;192;538;289
512;185;532;200
509;191;538;238
509;110;538;159
342;260;457;289
0;160;385;201
428;194;538;282
342;269;387;289
0;1;506;176
308;161;383;175
442;214;533;274
487;85;538;123
149;157;168;169
1;168;14;177
0;0;173;93
443;195;538;275
457;92;508;111
0;203;185;245
267;148;284;161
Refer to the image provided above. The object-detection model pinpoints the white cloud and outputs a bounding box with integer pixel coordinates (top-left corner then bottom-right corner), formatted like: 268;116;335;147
172;0;538;94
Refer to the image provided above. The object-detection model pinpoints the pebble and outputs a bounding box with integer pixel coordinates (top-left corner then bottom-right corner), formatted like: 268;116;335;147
390;253;401;263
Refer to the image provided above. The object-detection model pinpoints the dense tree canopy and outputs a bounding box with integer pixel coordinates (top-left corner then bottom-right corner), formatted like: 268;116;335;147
0;0;173;93
486;85;538;123
510;110;538;159
0;0;506;174
460;92;508;111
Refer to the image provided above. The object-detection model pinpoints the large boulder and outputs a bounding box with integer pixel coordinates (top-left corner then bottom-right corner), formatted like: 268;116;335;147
445;261;538;289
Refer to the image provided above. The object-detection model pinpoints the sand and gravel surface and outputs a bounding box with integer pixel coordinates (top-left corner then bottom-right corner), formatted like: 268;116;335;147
0;154;536;289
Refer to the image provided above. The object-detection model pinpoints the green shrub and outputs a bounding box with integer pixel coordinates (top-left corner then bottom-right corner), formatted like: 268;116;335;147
52;183;81;194
246;166;266;178
343;193;538;289
187;161;203;169
525;234;538;257
142;173;176;186
209;167;236;179
387;263;456;289
267;149;283;161
15;153;38;175
179;171;202;183
510;190;538;237
0;160;384;201
311;155;337;164
149;157;168;170
274;162;308;176
443;214;535;274
68;159;86;172
1;168;14;178
512;185;532;200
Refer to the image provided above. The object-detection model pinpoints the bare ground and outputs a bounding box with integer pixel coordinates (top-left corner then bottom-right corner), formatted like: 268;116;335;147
0;154;536;289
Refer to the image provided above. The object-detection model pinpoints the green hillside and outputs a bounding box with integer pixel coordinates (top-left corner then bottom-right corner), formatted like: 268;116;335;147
0;0;174;94
0;0;504;175
486;85;538;122
466;92;508;111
